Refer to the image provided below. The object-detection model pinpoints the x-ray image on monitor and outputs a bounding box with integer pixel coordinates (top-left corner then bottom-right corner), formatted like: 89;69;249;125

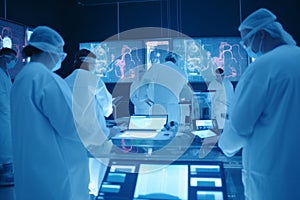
145;39;170;69
173;37;248;82
80;40;145;83
0;18;26;79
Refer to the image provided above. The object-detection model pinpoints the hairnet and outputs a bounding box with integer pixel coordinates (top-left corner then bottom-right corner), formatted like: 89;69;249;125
238;8;296;45
27;26;65;54
215;67;224;75
75;49;96;62
73;49;96;70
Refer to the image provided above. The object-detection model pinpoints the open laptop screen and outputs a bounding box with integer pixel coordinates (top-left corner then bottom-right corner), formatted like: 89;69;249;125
128;115;167;130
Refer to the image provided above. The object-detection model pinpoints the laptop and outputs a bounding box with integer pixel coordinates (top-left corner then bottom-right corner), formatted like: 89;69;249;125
192;119;217;139
118;115;168;139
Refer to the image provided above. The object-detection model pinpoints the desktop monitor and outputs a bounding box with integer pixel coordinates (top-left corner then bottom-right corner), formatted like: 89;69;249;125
80;39;145;83
0;18;26;79
173;37;248;83
144;38;170;69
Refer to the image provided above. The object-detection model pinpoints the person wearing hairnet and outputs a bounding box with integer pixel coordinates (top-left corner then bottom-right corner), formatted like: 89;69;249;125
10;26;90;200
65;49;113;121
0;48;17;186
207;67;234;129
142;52;188;123
218;8;300;200
65;49;113;197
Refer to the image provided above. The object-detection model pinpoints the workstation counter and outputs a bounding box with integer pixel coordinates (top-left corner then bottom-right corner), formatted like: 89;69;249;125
88;129;244;200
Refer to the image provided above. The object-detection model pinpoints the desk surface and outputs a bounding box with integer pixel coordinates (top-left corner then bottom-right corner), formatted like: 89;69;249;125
92;120;245;199
91;144;244;200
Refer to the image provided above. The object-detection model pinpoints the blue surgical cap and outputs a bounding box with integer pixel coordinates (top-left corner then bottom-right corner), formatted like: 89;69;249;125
28;26;65;54
238;8;296;45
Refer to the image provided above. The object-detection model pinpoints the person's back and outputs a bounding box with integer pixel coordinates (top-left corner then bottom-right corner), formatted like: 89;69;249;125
11;26;89;200
65;49;112;118
130;68;153;115
237;44;300;199
65;49;113;197
65;49;112;136
143;53;188;123
208;68;234;129
218;8;300;199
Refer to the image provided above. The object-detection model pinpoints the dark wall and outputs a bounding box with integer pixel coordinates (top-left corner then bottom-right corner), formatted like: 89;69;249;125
2;0;300;77
241;0;299;46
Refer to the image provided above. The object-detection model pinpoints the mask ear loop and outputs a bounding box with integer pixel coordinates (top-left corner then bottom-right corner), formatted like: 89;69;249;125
48;52;58;66
258;30;265;54
48;52;62;71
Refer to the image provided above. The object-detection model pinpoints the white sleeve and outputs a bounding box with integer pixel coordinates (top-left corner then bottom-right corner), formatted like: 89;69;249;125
218;74;267;156
96;80;113;117
218;119;246;157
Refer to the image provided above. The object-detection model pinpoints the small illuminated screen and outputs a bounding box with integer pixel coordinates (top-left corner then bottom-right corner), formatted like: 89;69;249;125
190;165;220;174
197;191;224;200
134;164;188;199
190;177;222;187
195;120;213;130
110;165;136;173
128;115;167;130
100;184;121;193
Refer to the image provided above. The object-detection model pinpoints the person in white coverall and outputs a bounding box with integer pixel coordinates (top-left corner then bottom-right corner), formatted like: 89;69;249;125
65;49;113;197
218;8;300;200
130;67;154;115
208;67;234;129
10;26;90;200
142;52;188;123
0;48;17;187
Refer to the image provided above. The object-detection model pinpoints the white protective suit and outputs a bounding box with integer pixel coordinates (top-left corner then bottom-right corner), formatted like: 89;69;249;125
142;61;188;123
130;79;152;115
208;77;234;129
218;44;300;200
0;68;12;164
10;62;90;200
65;69;113;196
65;69;113;121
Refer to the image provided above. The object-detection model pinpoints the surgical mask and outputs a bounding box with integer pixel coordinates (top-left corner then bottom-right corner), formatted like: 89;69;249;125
52;58;62;72
245;46;258;59
49;51;66;72
6;60;16;69
244;35;264;59
255;36;264;57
